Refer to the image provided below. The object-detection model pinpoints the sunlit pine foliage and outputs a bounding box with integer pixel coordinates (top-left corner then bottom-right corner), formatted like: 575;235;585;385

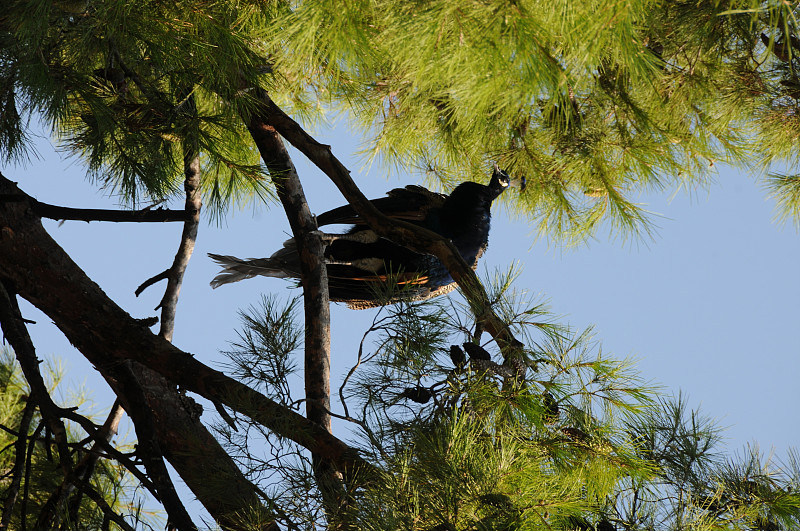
0;349;147;530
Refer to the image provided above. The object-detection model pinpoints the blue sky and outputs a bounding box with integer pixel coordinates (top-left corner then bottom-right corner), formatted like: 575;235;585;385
4;120;799;520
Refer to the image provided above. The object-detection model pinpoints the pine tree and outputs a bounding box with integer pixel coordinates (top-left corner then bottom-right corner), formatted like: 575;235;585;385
0;0;799;529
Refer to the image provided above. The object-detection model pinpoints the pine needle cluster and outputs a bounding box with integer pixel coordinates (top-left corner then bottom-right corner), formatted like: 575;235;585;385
212;270;799;531
0;349;146;530
3;0;800;233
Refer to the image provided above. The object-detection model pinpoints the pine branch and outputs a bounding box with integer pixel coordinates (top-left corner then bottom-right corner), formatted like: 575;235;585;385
0;292;170;530
0;195;191;223
247;115;346;516
0;172;372;479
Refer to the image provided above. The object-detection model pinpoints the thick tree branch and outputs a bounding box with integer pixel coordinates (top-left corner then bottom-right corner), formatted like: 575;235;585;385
108;362;198;531
0;195;191;223
249;90;525;360
0;173;371;479
246;120;346;516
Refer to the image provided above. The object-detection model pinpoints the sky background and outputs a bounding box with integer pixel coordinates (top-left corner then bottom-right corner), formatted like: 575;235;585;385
3;119;799;522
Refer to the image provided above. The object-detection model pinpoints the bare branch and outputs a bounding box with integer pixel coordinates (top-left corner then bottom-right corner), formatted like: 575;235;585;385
246;119;345;515
0;195;191;223
135;270;169;297
158;98;202;341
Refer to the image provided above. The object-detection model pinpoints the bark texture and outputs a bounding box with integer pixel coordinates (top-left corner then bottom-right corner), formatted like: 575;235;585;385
247;118;347;518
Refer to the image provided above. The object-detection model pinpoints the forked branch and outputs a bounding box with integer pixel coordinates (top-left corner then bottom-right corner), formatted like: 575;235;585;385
0;173;371;479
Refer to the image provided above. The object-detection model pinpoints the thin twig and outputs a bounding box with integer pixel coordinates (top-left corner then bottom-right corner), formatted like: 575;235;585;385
135;270;169;297
0;396;36;529
33;203;191;223
338;309;389;419
72;477;137;531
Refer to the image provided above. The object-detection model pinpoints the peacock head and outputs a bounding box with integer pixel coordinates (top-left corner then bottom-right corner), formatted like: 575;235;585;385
488;163;512;199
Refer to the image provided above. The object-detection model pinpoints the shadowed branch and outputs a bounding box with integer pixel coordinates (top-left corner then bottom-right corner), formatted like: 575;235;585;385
0;173;372;480
0;195;191;223
246;118;346;517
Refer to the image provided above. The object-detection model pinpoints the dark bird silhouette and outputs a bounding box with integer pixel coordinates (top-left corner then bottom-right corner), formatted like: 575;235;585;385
462;341;492;361
400;386;433;404
448;344;467;369
210;166;511;309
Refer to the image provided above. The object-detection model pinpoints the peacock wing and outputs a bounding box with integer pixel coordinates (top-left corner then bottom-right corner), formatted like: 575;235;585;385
316;185;447;227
